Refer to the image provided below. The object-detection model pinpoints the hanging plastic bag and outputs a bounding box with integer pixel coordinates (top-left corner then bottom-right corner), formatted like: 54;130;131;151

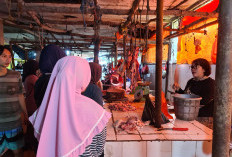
142;95;170;125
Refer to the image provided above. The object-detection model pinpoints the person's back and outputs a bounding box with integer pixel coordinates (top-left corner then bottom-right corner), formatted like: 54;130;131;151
30;56;111;157
34;74;50;108
83;84;103;106
23;59;39;116
24;74;38;116
34;44;66;108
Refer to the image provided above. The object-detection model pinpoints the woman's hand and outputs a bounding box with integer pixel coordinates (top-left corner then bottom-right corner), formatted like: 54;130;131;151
172;83;180;91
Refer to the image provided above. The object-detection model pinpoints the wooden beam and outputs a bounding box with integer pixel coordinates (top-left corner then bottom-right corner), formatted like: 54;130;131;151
28;11;68;33
164;28;206;33
165;19;218;39
49;32;60;43
42;19;120;27
4;20;41;39
10;2;218;18
169;0;188;10
3;20;116;41
164;17;207;40
120;0;141;31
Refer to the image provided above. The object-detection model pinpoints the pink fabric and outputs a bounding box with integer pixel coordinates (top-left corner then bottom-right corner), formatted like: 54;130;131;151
29;56;111;157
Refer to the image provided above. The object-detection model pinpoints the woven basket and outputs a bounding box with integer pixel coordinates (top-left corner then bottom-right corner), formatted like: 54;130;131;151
173;94;202;121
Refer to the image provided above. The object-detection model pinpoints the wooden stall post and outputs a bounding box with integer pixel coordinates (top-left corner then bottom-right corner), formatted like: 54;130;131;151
213;1;232;157
94;38;100;63
115;35;118;67
154;0;164;128
0;19;4;45
9;42;15;70
93;0;101;63
123;35;127;90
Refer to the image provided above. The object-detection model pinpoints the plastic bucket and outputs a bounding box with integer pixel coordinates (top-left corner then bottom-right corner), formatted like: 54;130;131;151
173;94;202;121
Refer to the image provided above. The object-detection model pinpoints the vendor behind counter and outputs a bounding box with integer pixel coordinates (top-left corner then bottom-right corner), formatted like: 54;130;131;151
173;58;215;117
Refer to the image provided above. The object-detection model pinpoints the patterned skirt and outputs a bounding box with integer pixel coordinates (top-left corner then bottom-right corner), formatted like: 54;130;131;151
80;127;106;157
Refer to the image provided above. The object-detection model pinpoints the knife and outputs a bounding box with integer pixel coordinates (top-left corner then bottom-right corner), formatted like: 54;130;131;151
157;127;188;131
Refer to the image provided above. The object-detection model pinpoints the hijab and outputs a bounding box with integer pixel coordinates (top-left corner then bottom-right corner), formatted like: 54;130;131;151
89;62;102;84
22;59;39;82
39;44;66;74
30;56;111;157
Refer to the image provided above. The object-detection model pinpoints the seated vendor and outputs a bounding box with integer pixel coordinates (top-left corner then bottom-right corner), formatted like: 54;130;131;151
173;58;215;117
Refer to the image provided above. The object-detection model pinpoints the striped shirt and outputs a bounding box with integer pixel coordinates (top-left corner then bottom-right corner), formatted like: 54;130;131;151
0;69;23;131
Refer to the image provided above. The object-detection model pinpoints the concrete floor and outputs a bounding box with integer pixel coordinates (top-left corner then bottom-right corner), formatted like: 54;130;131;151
2;150;35;157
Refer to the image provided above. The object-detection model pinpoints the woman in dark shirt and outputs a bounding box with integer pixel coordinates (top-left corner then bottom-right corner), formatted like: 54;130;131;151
173;58;215;117
82;62;106;157
34;44;66;108
22;60;39;116
82;62;103;106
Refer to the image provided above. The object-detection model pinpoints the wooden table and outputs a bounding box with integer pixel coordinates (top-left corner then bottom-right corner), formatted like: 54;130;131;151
104;95;213;157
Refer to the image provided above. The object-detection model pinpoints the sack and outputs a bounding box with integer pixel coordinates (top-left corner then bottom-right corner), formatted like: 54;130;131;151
142;95;169;125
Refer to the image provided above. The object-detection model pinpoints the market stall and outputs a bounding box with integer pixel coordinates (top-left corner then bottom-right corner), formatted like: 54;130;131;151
104;95;212;157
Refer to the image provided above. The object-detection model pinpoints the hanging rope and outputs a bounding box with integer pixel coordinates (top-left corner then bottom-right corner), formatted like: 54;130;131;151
80;0;87;30
134;13;137;49
5;0;13;20
80;0;98;31
139;0;145;43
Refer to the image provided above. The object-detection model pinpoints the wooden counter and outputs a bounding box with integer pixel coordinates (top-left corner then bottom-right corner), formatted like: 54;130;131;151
104;95;212;157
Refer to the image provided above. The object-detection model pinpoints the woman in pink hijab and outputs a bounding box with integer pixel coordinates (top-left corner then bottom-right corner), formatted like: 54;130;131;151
29;56;111;157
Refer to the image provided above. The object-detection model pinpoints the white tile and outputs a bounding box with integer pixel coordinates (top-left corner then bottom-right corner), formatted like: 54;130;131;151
190;121;213;135
164;134;191;140
104;103;112;112
106;118;117;141
112;111;129;120
172;119;192;126
184;126;208;135
196;141;212;157
147;141;172;157
141;134;166;141
106;135;116;141
127;111;141;118
117;135;142;141
139;125;156;134
157;129;187;135
187;135;212;141
122;142;146;157
172;141;197;157
161;122;175;128
106;128;116;141
116;130;131;135
104;142;122;157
